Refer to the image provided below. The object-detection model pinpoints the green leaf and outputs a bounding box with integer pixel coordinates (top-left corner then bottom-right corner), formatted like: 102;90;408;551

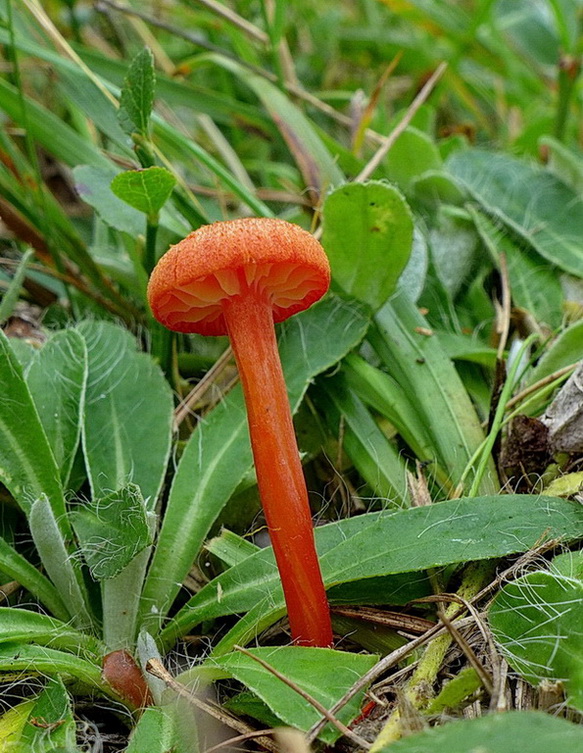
551;549;583;581
118;47;155;137
209;647;377;743
428;210;480;299
56;66;132;154
0;331;67;521
540;136;583;196
29;495;93;631
0;76;109;168
77;321;173;506
383;126;442;189
489;571;583;712
110;167;177;217
322;181;413;311
471;209;563;329
0;537;69;622
434;331;497;367
70;484;152;580
411;169;466;207
448;149;583;277
398;227;428;303
314;372;409;505
376;711;583;752
0;607;100;655
126;707;176;753
74;164;145;236
19;678;77;753
0;643;105;691
140;295;370;632
0;700;35;749
25;330;87;487
370;292;498;494
342;354;441;477
526;319;583;386
161;494;583;647
425;667;481;714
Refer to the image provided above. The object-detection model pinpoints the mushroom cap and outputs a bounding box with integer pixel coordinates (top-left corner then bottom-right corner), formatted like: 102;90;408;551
147;218;331;336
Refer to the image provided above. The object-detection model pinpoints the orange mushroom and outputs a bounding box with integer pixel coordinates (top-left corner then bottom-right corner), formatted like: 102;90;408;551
148;218;333;647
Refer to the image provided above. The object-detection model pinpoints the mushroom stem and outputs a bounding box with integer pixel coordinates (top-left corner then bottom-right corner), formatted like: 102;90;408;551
222;290;333;647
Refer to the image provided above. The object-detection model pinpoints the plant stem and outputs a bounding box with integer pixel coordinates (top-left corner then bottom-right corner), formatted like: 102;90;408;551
554;53;581;142
369;562;492;750
222;290;333;647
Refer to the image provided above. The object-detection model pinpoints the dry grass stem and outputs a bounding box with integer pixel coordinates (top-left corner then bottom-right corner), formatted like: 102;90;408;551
174;346;234;428
145;658;278;752
355;62;448;183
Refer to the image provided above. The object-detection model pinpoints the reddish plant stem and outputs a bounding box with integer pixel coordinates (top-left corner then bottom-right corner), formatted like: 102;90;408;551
223;291;333;647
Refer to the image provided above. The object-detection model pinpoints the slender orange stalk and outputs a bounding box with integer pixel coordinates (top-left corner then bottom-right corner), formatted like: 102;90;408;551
223;289;333;646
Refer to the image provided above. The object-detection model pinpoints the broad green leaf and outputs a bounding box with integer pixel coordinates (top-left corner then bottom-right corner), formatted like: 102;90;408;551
434;331;497;367
74;164;145;236
140;295;370;631
314;372;409;505
322;181;413;311
383;127;442;189
0;643;105;692
428;210;480;299
25;329;87;487
70;485;152;580
126;707;176;753
0;607;100;655
398;226;429;303
75;165;188;237
161;494;583;647
370;292;498;494
118;47;155;137
411;169;466;207
209;647;377;743
0;331;67;521
77;321;173;506
19;678;76;753
223;691;281;728
110;167;177;216
0;701;35;750
540;136;583;195
544;471;583;498
526;319;583;386
471;209;563;329
377;711;583;752
0;537;69;622
489;571;583;712
30;495;93;631
205;529;260;568
448;149;583;277
552;549;583;580
494;0;561;65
